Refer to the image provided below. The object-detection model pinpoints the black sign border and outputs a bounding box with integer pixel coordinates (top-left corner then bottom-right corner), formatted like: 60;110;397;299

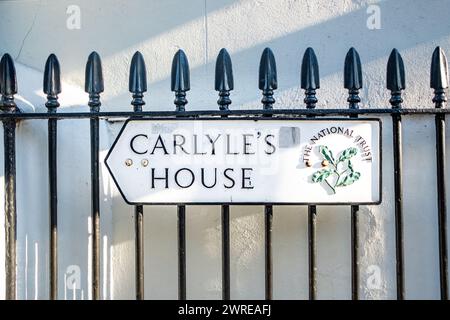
104;117;382;206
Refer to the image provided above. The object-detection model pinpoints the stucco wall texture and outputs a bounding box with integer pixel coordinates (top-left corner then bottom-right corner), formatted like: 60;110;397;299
0;0;450;299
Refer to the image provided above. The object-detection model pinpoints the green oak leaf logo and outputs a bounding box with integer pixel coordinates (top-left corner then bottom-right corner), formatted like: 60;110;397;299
311;145;361;194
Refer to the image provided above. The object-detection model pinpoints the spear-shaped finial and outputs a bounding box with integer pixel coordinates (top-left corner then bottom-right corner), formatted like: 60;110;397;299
129;51;147;112
0;53;18;111
171;49;190;112
431;46;449;108
344;47;362;109
387;49;405;108
259;48;277;110
301;47;320;109
85;51;104;111
44;54;61;111
215;48;233;110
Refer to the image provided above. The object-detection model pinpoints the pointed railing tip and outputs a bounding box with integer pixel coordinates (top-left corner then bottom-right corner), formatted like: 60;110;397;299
171;49;190;92
129;51;147;94
431;46;449;90
215;48;233;91
43;53;61;110
44;53;61;96
301;47;319;109
386;48;405;92
215;48;233;110
259;47;277;91
344;47;362;109
431;46;448;108
344;47;363;90
301;47;320;90
0;53;18;96
259;47;277;109
171;49;190;111
387;49;405;108
85;51;104;94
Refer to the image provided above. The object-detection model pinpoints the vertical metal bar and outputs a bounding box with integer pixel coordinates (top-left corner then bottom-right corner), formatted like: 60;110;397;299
48;118;58;299
350;117;360;299
301;47;319;300
387;49;406;300
344;47;363;300
264;205;273;300
436;113;448;300
307;130;317;299
221;205;230;300
307;206;316;300
3;118;16;300
392;113;404;299
215;48;233;300
171;49;190;300
431;46;449;300
1;53;18;300
350;205;359;299
90;116;100;300
44;54;61;300
135;205;144;300
129;51;147;300
85;52;104;300
259;48;277;300
177;205;186;300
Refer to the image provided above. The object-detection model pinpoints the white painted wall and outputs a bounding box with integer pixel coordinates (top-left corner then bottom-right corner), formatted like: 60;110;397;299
0;0;449;299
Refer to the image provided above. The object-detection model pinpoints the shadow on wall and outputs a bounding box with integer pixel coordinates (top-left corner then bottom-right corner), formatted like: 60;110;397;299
0;0;238;73
103;0;450;111
1;0;449;111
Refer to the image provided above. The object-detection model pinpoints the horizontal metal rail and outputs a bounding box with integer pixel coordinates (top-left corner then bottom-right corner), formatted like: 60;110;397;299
2;108;450;120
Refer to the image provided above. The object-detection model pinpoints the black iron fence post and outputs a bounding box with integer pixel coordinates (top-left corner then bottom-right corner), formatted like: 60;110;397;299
215;48;233;300
344;47;362;300
129;51;147;300
85;52;104;300
431;46;449;300
301;47;319;300
171;49;190;300
259;47;277;300
1;54;18;300
43;54;61;300
387;49;406;300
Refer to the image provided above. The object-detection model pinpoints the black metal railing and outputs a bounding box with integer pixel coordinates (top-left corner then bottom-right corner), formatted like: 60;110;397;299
0;46;448;300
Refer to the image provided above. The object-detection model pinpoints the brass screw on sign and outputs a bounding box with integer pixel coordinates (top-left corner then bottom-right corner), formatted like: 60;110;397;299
125;159;133;166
